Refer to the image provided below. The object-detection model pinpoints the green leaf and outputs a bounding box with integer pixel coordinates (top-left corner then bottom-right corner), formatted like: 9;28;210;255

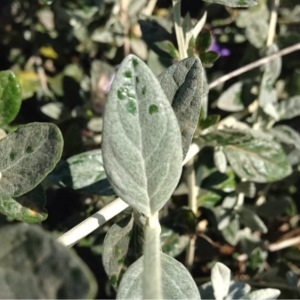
211;262;231;300
200;129;292;183
102;55;183;216
200;51;220;68
198;114;220;131
117;252;200;299
0;224;97;299
202;0;257;7
102;216;134;289
49;149;114;195
0;184;47;223
158;57;207;157
155;41;180;59
161;226;190;257
0;123;63;197
195;30;213;52
0;71;22;125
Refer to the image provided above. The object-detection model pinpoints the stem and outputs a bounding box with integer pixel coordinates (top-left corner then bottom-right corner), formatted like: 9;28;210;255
143;212;163;299
266;0;280;47
208;43;300;89
172;0;187;59
185;158;198;270
57;198;129;247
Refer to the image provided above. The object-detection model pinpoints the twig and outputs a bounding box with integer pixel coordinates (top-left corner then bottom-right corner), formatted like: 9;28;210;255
57;198;129;247
208;43;300;90
268;236;300;252
58;143;201;247
185;157;198;270
266;0;280;47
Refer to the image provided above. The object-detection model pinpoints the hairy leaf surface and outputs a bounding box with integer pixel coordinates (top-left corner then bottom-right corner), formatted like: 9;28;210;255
0;224;97;299
117;252;200;299
200;129;292;182
0;71;22;125
102;55;183;216
211;262;231;300
158;57;206;157
0;123;63;197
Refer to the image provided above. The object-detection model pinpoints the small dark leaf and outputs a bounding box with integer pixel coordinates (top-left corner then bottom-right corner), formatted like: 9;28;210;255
0;185;47;223
198;114;220;131
158;57;207;157
0;224;97;299
200;51;220;68
0;70;22;125
196;30;213;52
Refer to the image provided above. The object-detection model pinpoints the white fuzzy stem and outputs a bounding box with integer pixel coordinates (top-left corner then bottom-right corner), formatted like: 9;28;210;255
143;212;163;299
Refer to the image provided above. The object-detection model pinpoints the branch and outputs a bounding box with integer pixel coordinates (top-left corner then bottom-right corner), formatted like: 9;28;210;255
208;43;300;90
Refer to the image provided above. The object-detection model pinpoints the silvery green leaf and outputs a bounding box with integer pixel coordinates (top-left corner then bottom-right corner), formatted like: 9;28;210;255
0;123;63;197
271;125;300;150
199;281;251;300
102;216;134;289
239;207;267;233
276;96;300;120
216;82;245;112
202;0;257;7
158;57;207;158
200;129;292;183
117;252;200;299
242;288;280;299
264;44;282;86
49;149;114;195
214;147;227;173
0;224;97;299
102;55;183;216
211;262;231;300
236;6;268;48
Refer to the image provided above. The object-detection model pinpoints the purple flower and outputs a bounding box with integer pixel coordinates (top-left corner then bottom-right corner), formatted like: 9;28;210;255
209;38;231;57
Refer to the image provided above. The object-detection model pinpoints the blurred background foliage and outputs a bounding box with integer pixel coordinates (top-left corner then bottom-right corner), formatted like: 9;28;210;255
1;0;300;298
